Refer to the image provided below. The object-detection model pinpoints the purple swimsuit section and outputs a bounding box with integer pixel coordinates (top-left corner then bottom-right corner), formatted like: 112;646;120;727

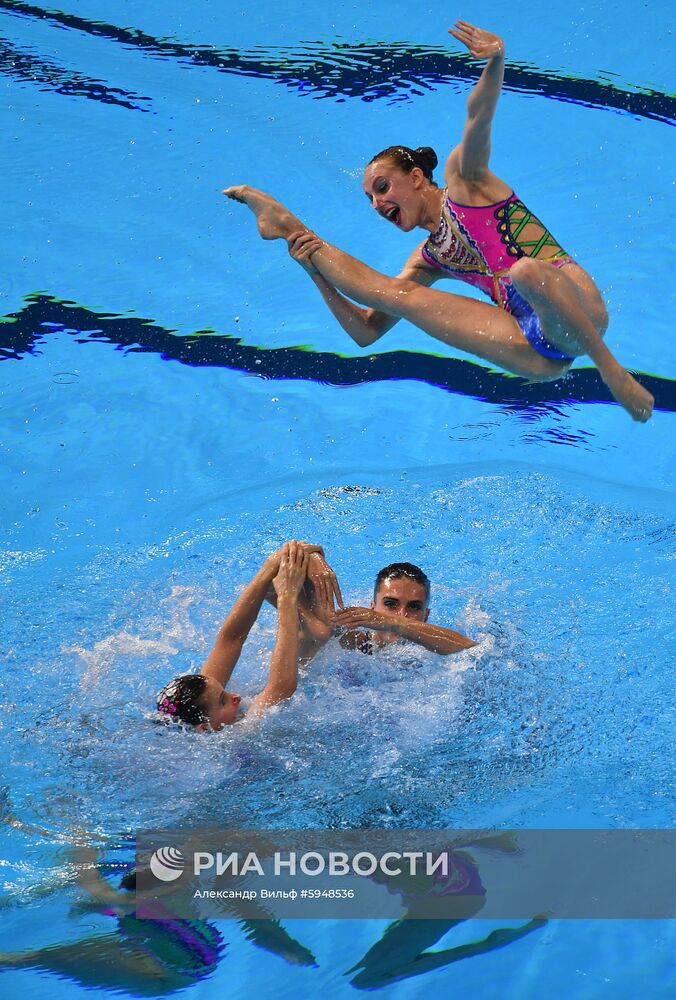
421;190;575;362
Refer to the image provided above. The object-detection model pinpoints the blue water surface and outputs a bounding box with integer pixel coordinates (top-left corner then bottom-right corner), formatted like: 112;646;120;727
1;1;675;997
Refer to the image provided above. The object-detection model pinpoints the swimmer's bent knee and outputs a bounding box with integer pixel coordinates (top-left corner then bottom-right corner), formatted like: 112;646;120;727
529;359;572;382
508;256;543;289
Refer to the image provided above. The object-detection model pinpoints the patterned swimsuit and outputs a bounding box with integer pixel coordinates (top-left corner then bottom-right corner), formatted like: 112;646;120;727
421;189;575;361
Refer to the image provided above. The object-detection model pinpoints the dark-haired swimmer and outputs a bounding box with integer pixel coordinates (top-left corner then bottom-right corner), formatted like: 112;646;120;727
224;20;654;422
155;541;342;730
334;561;476;656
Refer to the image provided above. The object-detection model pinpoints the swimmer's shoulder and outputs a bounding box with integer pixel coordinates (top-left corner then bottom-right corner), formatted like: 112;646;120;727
400;241;443;286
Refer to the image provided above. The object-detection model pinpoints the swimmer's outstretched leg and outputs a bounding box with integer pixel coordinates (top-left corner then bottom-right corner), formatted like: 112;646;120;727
223;185;304;241
508;257;654;422
224;185;564;378
225;185;648;396
348;917;547;989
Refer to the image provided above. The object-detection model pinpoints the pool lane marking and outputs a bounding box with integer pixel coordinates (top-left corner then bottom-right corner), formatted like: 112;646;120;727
1;294;673;415
0;1;673;125
0;31;151;111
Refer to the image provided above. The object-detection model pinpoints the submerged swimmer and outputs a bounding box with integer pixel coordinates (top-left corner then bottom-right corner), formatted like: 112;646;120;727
155;540;341;730
224;20;654;422
334;561;476;656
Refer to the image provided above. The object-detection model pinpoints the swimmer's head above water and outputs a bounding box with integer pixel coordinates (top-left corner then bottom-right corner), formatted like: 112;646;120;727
334;559;474;655
154;541;325;733
156;674;242;731
368;145;439;183
374;562;431;606
363;146;440;232
372;563;431;642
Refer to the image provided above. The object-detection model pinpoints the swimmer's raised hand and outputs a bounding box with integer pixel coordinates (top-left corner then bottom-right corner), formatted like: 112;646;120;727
307;551;344;616
273;541;309;600
449;20;504;61
288;230;324;275
266;539;324;572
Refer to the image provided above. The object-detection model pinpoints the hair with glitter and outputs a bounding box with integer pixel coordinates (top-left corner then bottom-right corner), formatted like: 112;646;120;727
368;145;439;183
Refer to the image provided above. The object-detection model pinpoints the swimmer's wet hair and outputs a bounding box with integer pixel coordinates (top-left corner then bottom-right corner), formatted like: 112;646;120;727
156;674;208;727
374;562;431;602
368;145;439;183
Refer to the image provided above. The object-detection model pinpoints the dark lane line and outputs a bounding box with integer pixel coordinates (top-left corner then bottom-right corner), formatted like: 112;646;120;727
1;295;672;415
0;33;151;110
0;1;673;123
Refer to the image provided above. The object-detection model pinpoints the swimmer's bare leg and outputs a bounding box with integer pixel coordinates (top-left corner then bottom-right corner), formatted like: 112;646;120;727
300;238;567;380
223;185;305;241
240;916;317;967
223;186;566;381
508;257;654;422
348;917;546;989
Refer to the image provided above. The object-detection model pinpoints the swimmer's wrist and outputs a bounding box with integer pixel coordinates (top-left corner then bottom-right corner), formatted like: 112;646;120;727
276;593;298;610
391;618;415;638
487;38;505;61
263;554;281;576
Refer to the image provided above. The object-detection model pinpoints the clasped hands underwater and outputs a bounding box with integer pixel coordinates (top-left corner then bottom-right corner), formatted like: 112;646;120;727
156;540;477;731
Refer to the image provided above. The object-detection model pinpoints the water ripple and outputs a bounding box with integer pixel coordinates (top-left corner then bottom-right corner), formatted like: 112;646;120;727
0;1;673;122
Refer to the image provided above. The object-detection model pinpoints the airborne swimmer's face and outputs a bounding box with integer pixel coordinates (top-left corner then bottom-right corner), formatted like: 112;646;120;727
362;159;424;233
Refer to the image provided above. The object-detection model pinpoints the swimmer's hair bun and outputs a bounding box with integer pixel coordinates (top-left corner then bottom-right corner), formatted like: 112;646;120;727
413;147;438;179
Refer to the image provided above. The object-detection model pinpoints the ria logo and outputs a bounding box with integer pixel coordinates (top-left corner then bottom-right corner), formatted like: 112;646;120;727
149;846;186;882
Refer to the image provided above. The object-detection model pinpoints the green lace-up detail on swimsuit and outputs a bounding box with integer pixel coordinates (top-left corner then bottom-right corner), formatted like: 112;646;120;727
495;199;569;260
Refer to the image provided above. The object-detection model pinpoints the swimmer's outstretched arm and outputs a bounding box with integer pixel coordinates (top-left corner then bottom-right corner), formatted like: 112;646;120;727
333;607;476;656
445;21;505;183
248;542;309;716
200;541;322;687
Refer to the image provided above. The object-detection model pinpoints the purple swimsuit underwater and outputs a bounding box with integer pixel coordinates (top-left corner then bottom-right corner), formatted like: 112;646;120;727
421;189;575;361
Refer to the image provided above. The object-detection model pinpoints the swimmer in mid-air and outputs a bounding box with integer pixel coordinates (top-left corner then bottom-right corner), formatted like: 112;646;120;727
224;19;654;422
155;540;341;730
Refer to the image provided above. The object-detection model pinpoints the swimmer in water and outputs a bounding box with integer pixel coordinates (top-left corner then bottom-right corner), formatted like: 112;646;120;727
334;561;476;656
223;20;654;422
155;540;342;730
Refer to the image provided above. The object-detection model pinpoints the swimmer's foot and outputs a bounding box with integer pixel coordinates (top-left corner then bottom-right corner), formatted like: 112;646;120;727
602;365;654;422
223;185;303;240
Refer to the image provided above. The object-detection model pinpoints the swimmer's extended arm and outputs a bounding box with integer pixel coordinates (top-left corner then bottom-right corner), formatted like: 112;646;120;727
333;607;477;656
248;543;308;715
200;541;322;686
446;22;505;182
69;847;136;914
288;233;440;348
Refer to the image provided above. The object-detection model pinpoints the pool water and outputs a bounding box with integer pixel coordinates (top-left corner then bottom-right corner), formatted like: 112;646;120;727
1;1;674;997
